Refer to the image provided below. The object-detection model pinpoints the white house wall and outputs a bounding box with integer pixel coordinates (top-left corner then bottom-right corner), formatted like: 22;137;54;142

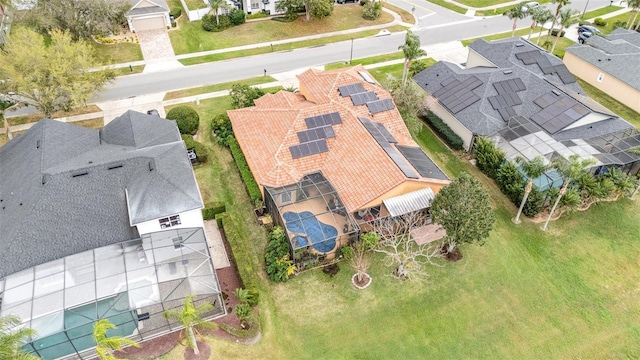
466;48;497;68
136;208;205;235
426;96;475;151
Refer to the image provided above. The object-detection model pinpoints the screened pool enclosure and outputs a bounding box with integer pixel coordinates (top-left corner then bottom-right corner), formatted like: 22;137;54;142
265;172;359;267
0;228;224;360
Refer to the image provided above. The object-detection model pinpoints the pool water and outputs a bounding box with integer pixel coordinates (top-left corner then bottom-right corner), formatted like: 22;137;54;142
283;211;338;253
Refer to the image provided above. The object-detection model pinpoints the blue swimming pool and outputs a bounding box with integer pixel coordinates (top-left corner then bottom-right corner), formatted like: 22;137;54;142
283;211;338;253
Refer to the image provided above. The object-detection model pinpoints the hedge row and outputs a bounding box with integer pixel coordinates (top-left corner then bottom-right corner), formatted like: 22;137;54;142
202;202;226;220
419;111;464;150
181;135;208;164
228;137;262;203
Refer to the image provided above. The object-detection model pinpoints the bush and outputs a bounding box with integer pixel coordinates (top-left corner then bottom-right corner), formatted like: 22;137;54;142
578;20;592;26
550;28;565;37
247;12;269;19
170;7;182;19
362;1;382;20
418;111;464;150
594;17;607;26
167;106;200;135
181;135;208;164
612;20;627;30
230;83;265;109
229;8;246;25
215;213;225;229
201;13;232;32
495;160;524;203
211;113;234;146
202;202;226;220
272;16;296;22
228;137;262;203
474;136;506;180
265;226;293;282
522;187;545;217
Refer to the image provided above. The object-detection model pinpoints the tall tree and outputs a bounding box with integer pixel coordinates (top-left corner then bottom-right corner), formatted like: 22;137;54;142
430;172;496;254
93;319;140;360
0;315;38;360
371;210;441;281
208;0;232;25
399;30;426;87
541;155;595;231
551;8;579;53
530;7;554;42
513;156;548;223
17;0;130;40
504;2;529;37
546;0;571;42
0;28;114;117
163;295;218;355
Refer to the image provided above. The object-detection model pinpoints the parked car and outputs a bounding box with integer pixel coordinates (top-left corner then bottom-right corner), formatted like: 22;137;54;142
521;1;539;12
578;31;594;44
147;109;160;116
578;25;601;35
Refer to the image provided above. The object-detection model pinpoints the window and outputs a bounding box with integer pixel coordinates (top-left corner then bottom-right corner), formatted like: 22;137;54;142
159;215;181;229
597;73;604;82
251;2;259;9
281;191;292;205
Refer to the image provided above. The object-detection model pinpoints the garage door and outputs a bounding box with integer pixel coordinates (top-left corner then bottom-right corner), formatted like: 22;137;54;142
132;16;165;31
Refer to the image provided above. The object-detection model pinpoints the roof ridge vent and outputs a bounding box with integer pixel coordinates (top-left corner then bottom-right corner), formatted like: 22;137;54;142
503;70;513;74
551;89;561;96
515;42;524;47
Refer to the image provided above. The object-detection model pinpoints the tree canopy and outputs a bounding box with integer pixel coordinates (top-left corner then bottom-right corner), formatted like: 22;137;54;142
0;28;114;117
0;315;38;360
93;318;140;360
398;30;426;87
430;172;495;250
276;0;333;21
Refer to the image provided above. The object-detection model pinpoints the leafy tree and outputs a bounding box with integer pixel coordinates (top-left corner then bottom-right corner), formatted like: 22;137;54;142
382;75;425;133
211;113;234;146
276;0;333;21
342;231;379;283
17;0;130;40
208;0;232;25
371;210;441;281
229;83;265;109
0;315;38;360
163;295;218;355
362;1;382;20
551;8;579;53
546;0;571;42
430;172;496;253
504;2;529;37
93;318;140;360
541;155;595;231
276;0;303;21
474;136;506;180
265;226;295;282
530;7;554;42
166;105;200;135
496;160;525;204
398;30;426;87
0;28;114;117
513;156;548;223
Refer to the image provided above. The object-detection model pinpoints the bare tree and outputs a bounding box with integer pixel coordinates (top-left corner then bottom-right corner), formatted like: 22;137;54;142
370;211;441;281
342;231;379;284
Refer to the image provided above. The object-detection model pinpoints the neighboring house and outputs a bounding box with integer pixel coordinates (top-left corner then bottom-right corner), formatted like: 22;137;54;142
239;0;283;16
228;66;450;267
413;38;640;178
127;0;170;32
0;111;224;360
564;28;640;114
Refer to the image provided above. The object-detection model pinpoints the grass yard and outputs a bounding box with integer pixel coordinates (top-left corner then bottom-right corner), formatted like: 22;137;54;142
581;5;623;19
424;0;467;14
461;26;544;46
184;0;208;10
588;11;637;34
89;41;143;65
163;76;277;100
169;4;395;55
529;35;575;58
576;78;640;128
6;105;101;126
325;52;405;70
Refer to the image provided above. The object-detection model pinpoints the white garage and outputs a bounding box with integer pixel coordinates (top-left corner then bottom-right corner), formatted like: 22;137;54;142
131;16;167;31
127;0;171;32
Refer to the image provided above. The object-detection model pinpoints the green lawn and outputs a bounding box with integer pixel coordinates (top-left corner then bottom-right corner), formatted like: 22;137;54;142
325;52;405;70
155;68;640;359
184;0;208;10
589;11;637;34
169;4;395;55
424;0;467;14
576;78;640;128
462;26;544;46
89;41;143;65
581;5;623;20
163;76;277;100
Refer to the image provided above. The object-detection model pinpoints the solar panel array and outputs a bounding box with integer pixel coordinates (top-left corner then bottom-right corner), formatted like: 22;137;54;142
297;126;335;143
530;93;591;134
289;139;329;159
374;123;397;143
338;83;366;97
350;91;378;106
366;98;395;114
304;112;342;128
396;145;448;180
488;78;526;121
358;117;419;179
432;76;483;114
515;50;576;84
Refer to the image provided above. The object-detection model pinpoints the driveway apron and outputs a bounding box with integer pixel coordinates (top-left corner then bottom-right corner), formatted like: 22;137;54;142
136;29;184;73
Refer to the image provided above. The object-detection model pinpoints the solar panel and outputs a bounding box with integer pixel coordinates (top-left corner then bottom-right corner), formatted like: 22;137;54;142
396;145;448;180
366;98;395;114
433;76;483;114
531;93;591;134
289;139;329;159
350;91;378;106
358;117;418;179
554;64;576;84
358;71;376;84
374;123;398;143
338;83;366;97
304;112;342;128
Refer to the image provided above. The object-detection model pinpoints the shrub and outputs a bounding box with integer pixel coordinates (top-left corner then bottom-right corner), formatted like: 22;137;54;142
612;20;627;30
202;202;226;220
550;28;565;37
578;20;592;26
496;160;524;203
228;137;262;202
170;7;182;19
418;111;464;150
181;134;208;163
235;303;252;321
211;113;234;146
230;83;265;109
362;1;381;20
201;13;232;31
247;12;269;19
265;226;293;282
167;106;200;135
594;17;607;26
522;186;545;217
229;8;246;25
272;16;296;22
474;136;506;180
215;213;225;229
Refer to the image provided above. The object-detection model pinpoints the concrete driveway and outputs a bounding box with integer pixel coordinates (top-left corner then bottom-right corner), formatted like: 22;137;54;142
136;29;183;73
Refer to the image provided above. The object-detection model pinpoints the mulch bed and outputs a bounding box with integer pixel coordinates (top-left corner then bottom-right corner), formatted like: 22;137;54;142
115;229;251;360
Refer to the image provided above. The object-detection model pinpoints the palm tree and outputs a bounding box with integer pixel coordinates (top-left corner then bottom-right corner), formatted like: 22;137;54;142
92;318;140;360
0;315;38;360
513;156;548;224
546;0;571;42
541;154;595;231
530;7;554;43
551;8;579;53
504;2;529;37
209;0;231;26
399;30;426;87
163;294;218;355
627;0;640;30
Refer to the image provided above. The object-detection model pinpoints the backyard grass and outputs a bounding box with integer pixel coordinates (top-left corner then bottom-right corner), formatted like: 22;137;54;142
576;78;640;128
581;5;623;19
184;0;208;10
424;0;467;14
163;76;277;100
169;4;395;55
461;26;544;46
6;105;101;126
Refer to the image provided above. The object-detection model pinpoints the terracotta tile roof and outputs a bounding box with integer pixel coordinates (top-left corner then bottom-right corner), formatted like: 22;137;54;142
228;66;449;213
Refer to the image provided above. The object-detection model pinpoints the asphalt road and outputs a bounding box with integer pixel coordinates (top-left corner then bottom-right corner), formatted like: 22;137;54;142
94;0;616;102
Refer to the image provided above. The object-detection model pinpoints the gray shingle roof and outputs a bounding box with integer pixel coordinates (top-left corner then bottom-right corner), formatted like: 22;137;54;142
566;29;640;91
127;0;169;16
0;111;202;278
